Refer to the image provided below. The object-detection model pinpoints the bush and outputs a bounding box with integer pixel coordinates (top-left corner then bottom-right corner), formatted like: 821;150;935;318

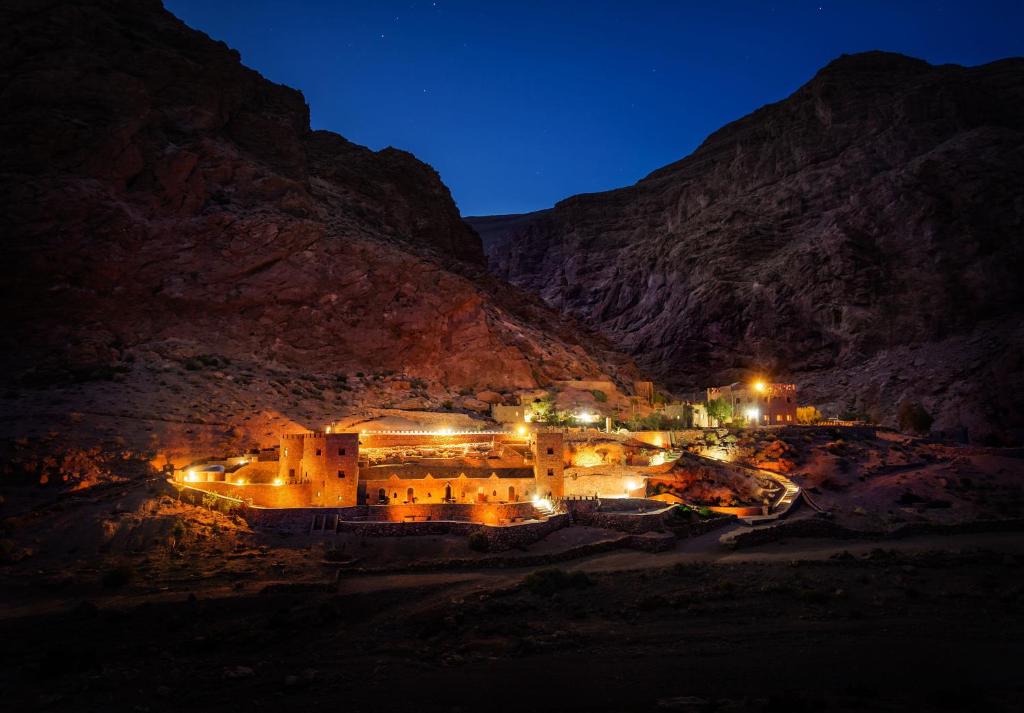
897;401;933;434
796;406;823;424
590;389;608;403
467;531;490;552
101;565;134;589
324;547;351;562
522;568;593;596
706;398;733;424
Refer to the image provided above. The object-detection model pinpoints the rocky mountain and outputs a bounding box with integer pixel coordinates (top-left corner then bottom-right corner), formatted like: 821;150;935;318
0;0;636;458
470;52;1024;444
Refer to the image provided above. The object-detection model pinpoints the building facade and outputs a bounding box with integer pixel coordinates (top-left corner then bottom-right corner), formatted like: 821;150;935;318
707;382;797;426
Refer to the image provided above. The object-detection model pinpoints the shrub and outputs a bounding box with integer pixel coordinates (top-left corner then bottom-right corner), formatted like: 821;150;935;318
324;547;350;562
467;531;490;552
101;565;134;589
442;400;454;410
897;401;933;434
522;568;593;596
590;389;608;403
796;406;823;424
706;398;733;424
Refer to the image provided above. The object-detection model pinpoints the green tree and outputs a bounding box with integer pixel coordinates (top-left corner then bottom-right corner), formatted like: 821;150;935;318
706;398;732;425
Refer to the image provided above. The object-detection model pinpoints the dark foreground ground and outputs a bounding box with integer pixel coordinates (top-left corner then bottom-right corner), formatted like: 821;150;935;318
2;536;1022;713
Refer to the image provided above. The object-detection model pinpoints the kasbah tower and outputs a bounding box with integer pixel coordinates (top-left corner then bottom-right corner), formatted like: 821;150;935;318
280;432;360;506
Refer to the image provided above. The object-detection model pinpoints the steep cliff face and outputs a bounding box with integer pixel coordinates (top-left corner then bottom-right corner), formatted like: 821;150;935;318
472;53;1024;443
0;0;635;394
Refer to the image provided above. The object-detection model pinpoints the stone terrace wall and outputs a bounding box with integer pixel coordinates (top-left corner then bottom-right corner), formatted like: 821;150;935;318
182;480;312;508
244;505;366;530
571;498;677;534
362;501;538;524
339;513;569;551
358;432;528;449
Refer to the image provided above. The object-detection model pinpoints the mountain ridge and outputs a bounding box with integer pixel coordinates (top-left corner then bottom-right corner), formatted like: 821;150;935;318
469;51;1024;443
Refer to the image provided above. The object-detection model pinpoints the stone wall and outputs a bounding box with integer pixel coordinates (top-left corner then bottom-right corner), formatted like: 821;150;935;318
571;499;677;534
630;431;671;448
361;501;538;524
336;512;569;551
181;480;312;508
361;475;538;506
563;470;646;498
358;432;527;449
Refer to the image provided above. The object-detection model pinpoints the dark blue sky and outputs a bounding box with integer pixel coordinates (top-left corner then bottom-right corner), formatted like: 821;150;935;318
166;1;1024;216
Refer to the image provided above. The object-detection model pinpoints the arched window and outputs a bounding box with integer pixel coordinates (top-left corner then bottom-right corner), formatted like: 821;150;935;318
445;483;452;501
406;487;414;503
508;486;516;501
377;488;386;503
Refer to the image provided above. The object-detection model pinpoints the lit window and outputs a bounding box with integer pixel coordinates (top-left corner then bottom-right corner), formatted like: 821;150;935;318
284;448;288;457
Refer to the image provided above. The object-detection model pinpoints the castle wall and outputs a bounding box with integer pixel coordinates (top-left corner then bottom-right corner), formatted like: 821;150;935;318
305;432;360;507
278;433;305;482
358;431;527;449
361;475;538;505
532;431;564;498
181;480;312;508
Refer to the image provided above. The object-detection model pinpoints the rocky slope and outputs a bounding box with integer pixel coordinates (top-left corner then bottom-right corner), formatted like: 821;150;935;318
471;52;1024;444
0;0;636;456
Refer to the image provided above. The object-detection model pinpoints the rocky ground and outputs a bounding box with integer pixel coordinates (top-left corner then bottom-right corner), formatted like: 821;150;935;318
1;484;1022;712
686;427;1024;530
2;431;1023;711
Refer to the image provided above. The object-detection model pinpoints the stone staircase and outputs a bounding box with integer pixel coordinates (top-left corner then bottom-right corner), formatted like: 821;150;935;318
533;500;556;518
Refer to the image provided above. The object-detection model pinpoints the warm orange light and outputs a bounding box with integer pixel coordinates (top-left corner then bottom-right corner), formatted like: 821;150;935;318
272;478;284;487
754;381;766;392
574;450;602;468
516;425;527;436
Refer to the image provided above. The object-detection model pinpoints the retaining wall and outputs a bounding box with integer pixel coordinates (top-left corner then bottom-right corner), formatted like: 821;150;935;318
180;480;311;508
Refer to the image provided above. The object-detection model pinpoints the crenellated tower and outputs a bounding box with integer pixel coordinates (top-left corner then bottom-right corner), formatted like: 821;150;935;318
532;431;564;499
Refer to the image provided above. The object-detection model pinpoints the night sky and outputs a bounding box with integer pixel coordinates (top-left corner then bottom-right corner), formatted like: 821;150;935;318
165;1;1024;216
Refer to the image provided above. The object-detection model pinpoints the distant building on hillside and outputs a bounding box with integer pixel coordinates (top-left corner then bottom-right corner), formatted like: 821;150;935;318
661;402;710;428
633;381;655;405
707;381;797;426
